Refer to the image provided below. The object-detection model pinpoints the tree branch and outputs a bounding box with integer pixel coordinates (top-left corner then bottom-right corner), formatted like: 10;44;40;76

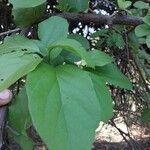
43;13;143;26
0;28;21;37
0;13;144;37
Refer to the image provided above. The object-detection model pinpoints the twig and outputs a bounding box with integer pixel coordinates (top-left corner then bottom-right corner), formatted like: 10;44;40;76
0;28;21;37
110;120;133;147
110;120;146;149
124;27;130;63
129;51;150;94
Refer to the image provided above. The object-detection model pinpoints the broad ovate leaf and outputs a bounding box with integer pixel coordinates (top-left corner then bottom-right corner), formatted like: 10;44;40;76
68;34;90;50
26;63;113;150
8;87;31;134
0;52;42;91
13;135;33;150
60;50;81;64
88;73;113;122
9;0;46;8
51;33;90;64
9;0;46;27
8;87;33;149
135;24;150;37
57;0;88;12
38;16;68;47
49;38;95;67
88;49;113;66
117;0;131;10
95;63;132;90
50;48;62;61
32;39;47;56
143;11;150;26
133;1;150;9
0;35;40;55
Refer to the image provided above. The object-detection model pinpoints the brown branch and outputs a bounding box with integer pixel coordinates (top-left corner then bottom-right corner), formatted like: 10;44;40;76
0;13;144;37
0;28;21;37
43;13;143;26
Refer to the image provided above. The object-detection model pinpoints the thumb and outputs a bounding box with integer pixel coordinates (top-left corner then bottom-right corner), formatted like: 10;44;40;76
0;89;12;106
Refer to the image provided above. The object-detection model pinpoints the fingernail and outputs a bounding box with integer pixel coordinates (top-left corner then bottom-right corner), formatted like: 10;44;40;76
0;89;11;100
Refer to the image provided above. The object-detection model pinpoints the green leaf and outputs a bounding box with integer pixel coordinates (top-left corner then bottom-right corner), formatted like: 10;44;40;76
146;34;150;48
48;38;95;68
59;34;90;64
138;37;146;44
32;39;48;56
0;52;42;91
94;63;132;90
50;54;65;66
107;36;114;47
112;32;125;49
143;11;150;26
88;49;113;67
133;1;150;9
50;48;62;61
49;48;65;66
60;50;81;63
38;16;69;48
57;0;88;12
26;63;113;150
9;0;46;7
115;37;125;48
13;5;46;27
8;87;32;134
8;130;33;150
9;0;46;27
88;73;113;122
14;135;33;150
141;108;150;122
128;32;140;53
117;0;132;10
106;30;125;48
95;39;106;48
128;32;140;46
135;24;150;37
8;87;33;150
90;29;109;38
0;35;40;55
68;34;90;49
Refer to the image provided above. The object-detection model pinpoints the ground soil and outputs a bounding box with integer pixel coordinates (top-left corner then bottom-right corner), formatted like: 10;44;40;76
7;117;150;150
32;120;150;150
92;119;150;150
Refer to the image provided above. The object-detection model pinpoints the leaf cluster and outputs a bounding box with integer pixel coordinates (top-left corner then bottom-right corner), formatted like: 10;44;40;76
1;0;149;149
0;15;132;150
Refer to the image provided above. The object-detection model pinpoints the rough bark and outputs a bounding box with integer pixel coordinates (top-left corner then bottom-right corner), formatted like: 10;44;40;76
43;13;143;26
